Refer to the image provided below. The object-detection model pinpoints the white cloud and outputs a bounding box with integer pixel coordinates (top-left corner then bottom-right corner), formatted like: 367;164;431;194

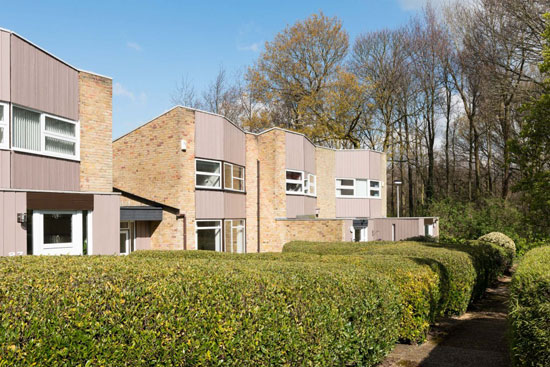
238;42;260;52
126;41;142;51
113;82;135;101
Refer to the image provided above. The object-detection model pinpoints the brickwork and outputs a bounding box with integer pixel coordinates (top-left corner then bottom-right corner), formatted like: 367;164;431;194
245;134;259;253
113;107;196;250
79;72;113;192
273;219;345;252
316;147;336;218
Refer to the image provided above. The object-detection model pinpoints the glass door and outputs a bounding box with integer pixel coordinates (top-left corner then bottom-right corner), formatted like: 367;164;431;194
120;229;130;255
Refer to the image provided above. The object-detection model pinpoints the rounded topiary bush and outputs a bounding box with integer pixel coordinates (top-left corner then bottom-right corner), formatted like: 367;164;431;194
478;232;516;256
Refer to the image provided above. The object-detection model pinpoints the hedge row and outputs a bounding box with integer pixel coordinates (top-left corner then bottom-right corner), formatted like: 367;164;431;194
0;255;401;367
509;246;550;367
132;250;442;343
284;240;511;315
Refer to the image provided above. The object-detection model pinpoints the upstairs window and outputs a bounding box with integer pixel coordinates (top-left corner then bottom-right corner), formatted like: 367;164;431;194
224;163;245;192
286;170;304;194
307;174;316;196
0;103;7;149
336;178;382;199
12;106;79;160
196;159;221;189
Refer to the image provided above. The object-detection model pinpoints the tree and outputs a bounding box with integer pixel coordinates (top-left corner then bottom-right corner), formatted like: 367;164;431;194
511;13;550;236
171;75;201;109
245;12;366;147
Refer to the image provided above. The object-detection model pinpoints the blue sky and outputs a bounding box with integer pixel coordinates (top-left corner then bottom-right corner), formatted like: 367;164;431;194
2;0;435;138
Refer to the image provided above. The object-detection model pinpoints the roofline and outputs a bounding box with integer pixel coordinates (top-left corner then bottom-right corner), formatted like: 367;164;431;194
0;27;112;79
114;187;180;215
114;105;384;154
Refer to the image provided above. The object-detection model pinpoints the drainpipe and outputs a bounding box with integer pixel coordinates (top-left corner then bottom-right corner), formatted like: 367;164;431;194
257;159;260;253
177;213;187;250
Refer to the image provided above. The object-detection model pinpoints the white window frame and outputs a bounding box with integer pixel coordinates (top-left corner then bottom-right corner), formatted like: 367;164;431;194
32;210;83;256
195;220;222;251
335;178;382;199
286;169;304;195
11;105;80;161
224;219;246;253
224;162;245;192
0;102;8;150
307;173;316;197
195;158;222;189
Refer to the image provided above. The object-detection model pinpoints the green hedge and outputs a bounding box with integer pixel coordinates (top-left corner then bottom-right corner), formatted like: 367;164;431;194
284;240;510;315
510;246;550;367
0;256;401;367
133;250;441;343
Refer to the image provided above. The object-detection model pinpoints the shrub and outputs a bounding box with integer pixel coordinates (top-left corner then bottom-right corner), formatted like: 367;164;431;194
478;232;516;256
0;256;401;367
284;240;510;315
509;246;550;367
133;250;441;343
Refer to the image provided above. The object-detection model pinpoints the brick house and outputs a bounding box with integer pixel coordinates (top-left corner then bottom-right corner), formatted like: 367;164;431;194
114;106;439;253
0;29;120;256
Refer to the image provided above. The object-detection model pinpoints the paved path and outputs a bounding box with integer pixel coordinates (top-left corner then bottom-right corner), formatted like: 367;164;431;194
379;274;511;367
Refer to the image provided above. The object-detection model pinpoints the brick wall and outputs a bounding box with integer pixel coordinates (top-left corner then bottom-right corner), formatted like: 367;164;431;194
273;219;345;252
113;106;196;250
79;72;113;192
316;146;336;218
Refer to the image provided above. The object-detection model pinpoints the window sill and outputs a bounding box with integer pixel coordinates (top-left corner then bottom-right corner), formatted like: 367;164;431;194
11;147;80;162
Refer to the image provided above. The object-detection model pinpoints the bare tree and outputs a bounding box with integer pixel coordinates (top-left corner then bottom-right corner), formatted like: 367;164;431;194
170;75;201;109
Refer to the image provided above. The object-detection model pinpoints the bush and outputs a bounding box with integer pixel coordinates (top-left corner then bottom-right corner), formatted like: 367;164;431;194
133;250;441;343
478;232;516;256
509;246;550;367
284;240;510;315
0;255;402;366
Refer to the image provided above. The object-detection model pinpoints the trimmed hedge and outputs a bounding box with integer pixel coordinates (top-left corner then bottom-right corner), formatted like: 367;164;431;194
509;246;550;367
284;240;510;314
132;250;441;343
478;231;516;257
0;256;401;367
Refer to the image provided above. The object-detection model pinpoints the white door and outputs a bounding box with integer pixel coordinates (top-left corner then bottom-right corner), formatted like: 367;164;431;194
354;226;367;242
120;230;130;255
33;211;83;255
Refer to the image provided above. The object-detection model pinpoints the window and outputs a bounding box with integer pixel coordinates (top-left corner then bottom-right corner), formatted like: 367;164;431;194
336;178;382;198
12;106;79;160
308;174;316;196
286;170;303;194
224;219;245;253
224;163;245;192
196;159;221;189
32;211;83;255
0;102;8;149
196;220;222;251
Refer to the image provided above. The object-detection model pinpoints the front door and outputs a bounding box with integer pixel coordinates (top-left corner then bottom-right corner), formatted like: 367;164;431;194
32;211;83;255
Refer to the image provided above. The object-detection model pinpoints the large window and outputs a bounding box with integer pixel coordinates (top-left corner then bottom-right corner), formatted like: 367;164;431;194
0;103;8;149
196;159;221;189
32;211;83;255
286;170;316;196
336;178;382;199
196;220;222;251
224;163;245;192
224;219;245;253
12;106;79;160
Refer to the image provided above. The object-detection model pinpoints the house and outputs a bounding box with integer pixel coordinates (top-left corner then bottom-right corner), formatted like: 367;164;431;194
0;29;120;256
113;106;438;253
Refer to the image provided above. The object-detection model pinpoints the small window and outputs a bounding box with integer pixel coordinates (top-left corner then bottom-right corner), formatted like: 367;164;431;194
224;163;245;192
286;170;304;194
369;180;381;198
0;103;7;149
307;174;316;196
336;178;355;197
196;159;221;189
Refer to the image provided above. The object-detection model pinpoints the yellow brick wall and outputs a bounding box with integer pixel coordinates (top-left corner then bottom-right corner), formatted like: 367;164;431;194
316;147;336;218
273;219;345;252
79;72;113;192
113;106;196;250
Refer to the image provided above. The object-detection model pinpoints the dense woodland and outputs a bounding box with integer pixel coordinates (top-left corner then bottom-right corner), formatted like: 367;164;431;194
171;0;550;247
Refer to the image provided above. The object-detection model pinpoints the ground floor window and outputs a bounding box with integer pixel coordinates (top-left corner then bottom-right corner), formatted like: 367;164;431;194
224;219;245;253
196;219;246;253
32;211;83;255
352;219;368;242
196;220;222;251
120;221;136;255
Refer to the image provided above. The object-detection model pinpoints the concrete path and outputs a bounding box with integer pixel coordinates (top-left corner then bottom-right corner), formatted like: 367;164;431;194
379;275;511;367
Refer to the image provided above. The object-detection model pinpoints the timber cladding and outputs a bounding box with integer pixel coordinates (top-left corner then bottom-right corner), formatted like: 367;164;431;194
27;192;93;210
